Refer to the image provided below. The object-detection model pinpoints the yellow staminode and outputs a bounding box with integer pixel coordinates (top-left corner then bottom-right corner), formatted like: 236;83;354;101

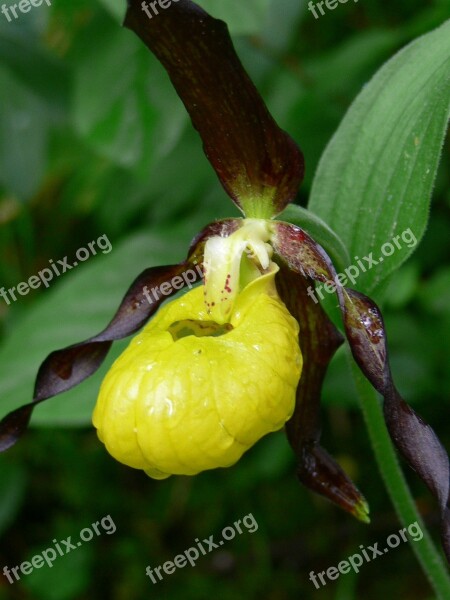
93;270;302;479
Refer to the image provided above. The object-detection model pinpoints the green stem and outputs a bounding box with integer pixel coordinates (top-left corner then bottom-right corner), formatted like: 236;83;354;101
350;357;450;599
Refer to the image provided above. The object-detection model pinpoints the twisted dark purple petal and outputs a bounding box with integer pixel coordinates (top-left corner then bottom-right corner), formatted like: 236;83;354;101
273;220;450;562
0;263;193;451
0;219;241;452
276;264;369;522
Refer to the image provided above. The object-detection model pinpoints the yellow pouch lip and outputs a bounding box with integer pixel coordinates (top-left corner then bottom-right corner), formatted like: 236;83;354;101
93;262;302;480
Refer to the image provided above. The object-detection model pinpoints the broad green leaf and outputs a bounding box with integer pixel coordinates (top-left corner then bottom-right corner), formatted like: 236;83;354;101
308;20;450;293
0;227;191;427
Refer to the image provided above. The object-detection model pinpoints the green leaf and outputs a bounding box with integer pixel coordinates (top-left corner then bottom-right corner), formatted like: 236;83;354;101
0;227;191;427
308;20;450;293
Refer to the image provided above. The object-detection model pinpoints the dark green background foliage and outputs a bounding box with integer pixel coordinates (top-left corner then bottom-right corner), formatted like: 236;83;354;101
0;0;449;598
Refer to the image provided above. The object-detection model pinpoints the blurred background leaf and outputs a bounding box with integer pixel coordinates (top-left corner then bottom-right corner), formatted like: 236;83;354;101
0;227;192;425
0;457;26;537
195;0;272;35
97;0;125;22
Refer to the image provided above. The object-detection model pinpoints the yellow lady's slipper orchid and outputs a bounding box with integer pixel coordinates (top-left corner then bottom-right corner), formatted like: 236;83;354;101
93;263;302;479
2;0;449;562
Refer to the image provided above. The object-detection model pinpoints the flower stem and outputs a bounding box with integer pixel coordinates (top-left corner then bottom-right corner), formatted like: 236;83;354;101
349;357;450;598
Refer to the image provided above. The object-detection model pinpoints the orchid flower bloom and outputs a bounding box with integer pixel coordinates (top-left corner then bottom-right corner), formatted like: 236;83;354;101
1;0;449;562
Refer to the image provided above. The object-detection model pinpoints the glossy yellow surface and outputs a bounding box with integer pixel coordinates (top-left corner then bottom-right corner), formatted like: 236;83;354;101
93;271;302;479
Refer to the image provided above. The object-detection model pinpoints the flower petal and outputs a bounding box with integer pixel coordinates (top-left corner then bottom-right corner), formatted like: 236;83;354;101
276;264;370;523
0;219;241;452
124;0;304;218
93;269;302;477
0;263;200;452
343;289;450;560
272;220;450;561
